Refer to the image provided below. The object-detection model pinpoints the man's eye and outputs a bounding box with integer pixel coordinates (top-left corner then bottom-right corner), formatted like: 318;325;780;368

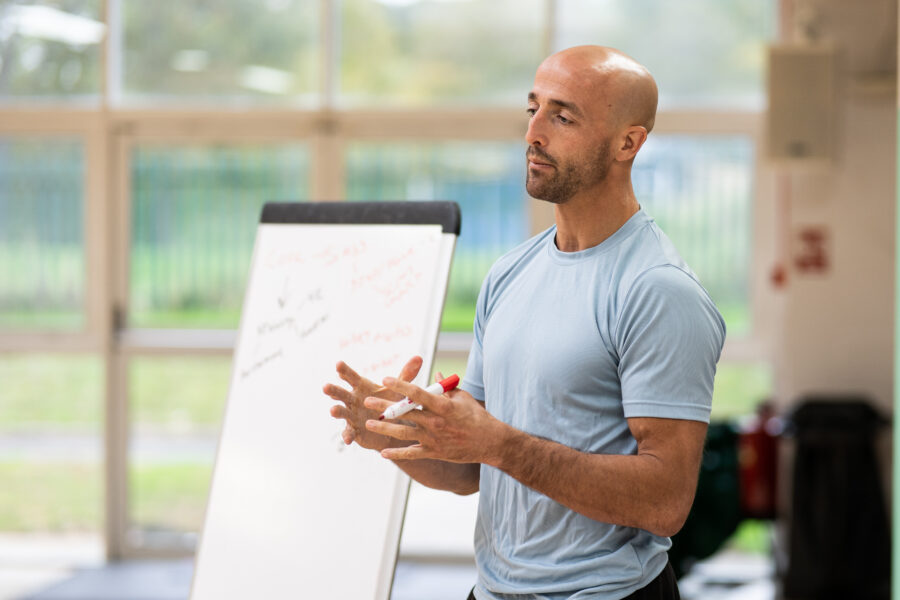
526;108;537;117
557;115;571;124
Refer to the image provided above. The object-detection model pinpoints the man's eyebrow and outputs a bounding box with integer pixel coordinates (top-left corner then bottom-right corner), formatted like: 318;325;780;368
527;92;584;118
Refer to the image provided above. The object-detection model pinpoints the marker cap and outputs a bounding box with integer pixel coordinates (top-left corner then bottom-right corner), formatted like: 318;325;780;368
439;374;460;392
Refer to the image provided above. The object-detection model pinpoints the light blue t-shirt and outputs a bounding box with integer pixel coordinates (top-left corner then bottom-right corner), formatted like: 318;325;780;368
460;210;726;600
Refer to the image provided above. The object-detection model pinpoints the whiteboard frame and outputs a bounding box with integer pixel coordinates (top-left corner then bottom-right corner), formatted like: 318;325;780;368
189;201;460;600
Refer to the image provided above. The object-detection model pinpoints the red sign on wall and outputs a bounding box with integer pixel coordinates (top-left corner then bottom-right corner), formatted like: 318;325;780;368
793;226;830;274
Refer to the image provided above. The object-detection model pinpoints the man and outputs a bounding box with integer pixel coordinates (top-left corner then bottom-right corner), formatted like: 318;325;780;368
324;45;725;600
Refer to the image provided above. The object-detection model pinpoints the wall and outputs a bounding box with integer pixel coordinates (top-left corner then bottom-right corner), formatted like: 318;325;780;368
772;0;897;416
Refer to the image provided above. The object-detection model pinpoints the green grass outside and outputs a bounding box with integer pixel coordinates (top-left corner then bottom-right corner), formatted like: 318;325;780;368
0;355;102;429
130;356;231;427
0;462;101;532
129;463;213;534
0;460;212;533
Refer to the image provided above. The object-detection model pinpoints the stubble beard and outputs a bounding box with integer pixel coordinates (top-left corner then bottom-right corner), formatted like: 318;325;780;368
526;141;612;205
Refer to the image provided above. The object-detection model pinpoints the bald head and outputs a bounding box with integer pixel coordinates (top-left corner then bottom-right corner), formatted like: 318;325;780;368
537;46;658;133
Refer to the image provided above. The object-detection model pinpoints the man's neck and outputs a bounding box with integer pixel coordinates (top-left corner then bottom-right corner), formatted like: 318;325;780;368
553;185;640;252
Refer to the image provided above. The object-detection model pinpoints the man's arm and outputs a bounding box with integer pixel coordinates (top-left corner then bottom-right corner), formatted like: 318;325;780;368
324;358;479;496
491;416;706;537
368;380;706;537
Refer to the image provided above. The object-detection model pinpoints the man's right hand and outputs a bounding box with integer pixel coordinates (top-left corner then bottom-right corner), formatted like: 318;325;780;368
323;356;423;451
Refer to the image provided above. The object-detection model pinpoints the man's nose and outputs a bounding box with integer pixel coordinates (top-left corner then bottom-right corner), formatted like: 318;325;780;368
525;112;548;147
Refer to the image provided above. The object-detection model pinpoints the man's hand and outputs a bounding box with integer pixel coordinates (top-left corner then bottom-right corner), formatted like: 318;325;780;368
364;377;504;464
323;357;422;451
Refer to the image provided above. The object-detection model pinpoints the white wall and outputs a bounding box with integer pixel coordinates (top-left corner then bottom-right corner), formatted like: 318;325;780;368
772;0;897;415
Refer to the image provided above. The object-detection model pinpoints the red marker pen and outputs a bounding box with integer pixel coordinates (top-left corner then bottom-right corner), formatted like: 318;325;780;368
378;374;459;420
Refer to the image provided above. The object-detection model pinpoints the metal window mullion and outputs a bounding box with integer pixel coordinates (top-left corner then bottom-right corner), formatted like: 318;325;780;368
321;0;337;110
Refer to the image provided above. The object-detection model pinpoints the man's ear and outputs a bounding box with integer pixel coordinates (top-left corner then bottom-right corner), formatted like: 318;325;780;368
614;126;648;162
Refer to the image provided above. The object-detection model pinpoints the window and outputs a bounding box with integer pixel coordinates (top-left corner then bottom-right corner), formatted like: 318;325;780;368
339;0;544;106
128;356;230;547
555;0;776;109
118;0;319;104
129;143;311;329
0;355;103;543
0;136;85;330
636;135;754;336
0;1;103;103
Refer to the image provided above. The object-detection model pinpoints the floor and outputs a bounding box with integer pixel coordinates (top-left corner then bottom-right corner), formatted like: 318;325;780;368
0;534;775;600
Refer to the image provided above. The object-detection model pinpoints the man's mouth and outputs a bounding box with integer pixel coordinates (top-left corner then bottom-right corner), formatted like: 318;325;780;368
526;151;556;169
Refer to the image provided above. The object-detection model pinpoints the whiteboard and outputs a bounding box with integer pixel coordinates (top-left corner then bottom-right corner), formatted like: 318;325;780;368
190;202;459;600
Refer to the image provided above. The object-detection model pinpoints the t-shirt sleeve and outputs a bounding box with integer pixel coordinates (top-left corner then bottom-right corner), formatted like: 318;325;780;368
615;265;726;423
459;272;490;402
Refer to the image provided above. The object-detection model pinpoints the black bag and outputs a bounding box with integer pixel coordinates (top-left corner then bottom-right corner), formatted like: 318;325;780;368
783;399;890;599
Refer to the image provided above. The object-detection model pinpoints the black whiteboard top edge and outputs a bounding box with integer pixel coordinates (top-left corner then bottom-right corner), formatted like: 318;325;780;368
260;201;461;236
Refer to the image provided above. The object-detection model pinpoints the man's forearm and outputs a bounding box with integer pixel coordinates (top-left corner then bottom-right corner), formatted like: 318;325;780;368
484;419;705;537
394;458;479;495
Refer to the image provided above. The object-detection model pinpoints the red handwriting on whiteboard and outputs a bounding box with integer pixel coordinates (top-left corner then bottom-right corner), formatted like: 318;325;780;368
265;241;368;270
363;353;401;377
338;326;414;350
373;266;423;307
350;245;422;291
264;249;306;269
313;241;368;267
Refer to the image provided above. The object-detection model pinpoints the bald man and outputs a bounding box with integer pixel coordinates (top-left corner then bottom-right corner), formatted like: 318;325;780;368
325;46;725;600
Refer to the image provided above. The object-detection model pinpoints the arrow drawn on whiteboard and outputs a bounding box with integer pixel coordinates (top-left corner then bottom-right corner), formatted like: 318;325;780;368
277;276;290;309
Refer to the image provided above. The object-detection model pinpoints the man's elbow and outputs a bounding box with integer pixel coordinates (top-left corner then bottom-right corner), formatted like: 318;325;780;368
646;496;693;538
649;511;688;538
452;481;479;496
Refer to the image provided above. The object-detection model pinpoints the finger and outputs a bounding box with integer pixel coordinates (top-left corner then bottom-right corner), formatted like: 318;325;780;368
330;404;352;421
381;445;428;461
363;396;394;413
382;377;449;413
397;355;423;383
434;371;445;383
366;418;418;441
323;383;353;405
342;425;355;445
336;361;364;388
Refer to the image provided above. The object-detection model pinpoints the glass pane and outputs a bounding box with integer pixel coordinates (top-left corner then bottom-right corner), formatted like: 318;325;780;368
129;143;310;329
339;0;543;107
345;142;529;331
555;0;776;109
710;362;773;421
0;354;103;547
0;136;85;330
0;1;103;103
635;135;753;336
128;356;230;546
120;1;319;105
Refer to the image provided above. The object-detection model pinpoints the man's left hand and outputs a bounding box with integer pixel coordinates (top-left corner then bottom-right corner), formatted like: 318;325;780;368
364;377;503;464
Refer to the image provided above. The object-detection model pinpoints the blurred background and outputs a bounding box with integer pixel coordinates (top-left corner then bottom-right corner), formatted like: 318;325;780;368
0;0;895;598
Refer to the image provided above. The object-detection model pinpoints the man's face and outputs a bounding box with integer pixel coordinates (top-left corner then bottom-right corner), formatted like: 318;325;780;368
525;138;611;205
524;57;616;205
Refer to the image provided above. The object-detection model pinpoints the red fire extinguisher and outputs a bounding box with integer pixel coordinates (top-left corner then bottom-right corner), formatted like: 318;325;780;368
738;402;781;519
